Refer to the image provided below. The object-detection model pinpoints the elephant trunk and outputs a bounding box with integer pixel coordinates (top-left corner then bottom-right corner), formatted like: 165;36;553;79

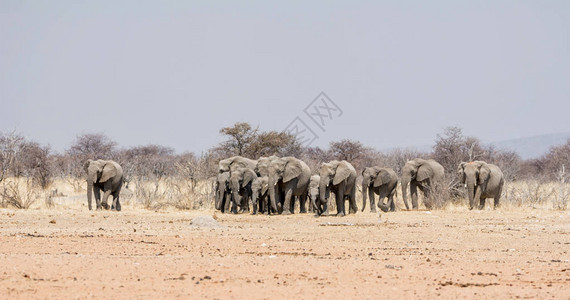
319;179;329;206
465;177;477;210
361;182;368;212
231;179;241;213
400;176;411;210
311;193;318;213
268;175;279;213
87;181;93;210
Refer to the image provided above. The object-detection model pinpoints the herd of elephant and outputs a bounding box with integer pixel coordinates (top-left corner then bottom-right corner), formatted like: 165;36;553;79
81;156;504;214
215;156;505;216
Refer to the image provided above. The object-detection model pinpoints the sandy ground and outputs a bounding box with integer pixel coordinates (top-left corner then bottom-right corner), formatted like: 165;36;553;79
0;207;569;299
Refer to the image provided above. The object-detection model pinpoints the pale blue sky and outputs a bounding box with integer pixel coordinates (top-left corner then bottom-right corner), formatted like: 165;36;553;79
1;1;569;153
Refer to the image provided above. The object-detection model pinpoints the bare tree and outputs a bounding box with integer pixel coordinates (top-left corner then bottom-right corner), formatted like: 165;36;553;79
68;133;117;160
382;147;428;175
0;131;26;182
18;142;52;189
245;131;302;158
218;122;258;157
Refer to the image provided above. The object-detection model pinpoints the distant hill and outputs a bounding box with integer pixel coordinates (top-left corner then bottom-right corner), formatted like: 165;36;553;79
491;132;570;159
379;132;570;160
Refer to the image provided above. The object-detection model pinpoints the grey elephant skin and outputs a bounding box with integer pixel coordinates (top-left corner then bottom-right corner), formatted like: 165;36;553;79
319;160;357;216
254;156;279;213
84;159;124;211
230;167;258;213
268;157;311;215
251;176;269;215
309;175;328;216
216;156;258;213
458;161;504;210
361;167;398;212
401;158;444;210
215;171;232;213
219;156;257;173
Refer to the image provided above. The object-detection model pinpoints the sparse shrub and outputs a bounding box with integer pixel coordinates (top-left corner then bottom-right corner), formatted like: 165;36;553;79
0;178;39;209
504;178;554;208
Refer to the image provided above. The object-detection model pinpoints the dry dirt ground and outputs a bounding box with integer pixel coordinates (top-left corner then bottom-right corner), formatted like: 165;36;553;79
1;207;569;299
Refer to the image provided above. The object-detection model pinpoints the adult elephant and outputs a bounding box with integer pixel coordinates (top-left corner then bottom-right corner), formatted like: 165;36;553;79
268;157;311;215
361;167;398;212
214;171;232;213
400;158;444;210
230;167;258;213
255;156;279;213
319;160;357;216
84;159;124;211
458;161;504;210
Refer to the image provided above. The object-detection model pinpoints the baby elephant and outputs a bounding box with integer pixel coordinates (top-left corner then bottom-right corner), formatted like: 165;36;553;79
251;176;269;215
309;175;328;216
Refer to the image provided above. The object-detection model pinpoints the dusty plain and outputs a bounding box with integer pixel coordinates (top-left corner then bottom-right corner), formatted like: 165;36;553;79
0;207;569;299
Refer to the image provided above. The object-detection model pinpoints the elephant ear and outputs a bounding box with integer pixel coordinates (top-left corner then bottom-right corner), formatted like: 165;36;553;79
243;169;256;185
416;163;434;182
84;159;93;174
457;162;466;174
457;162;466;183
100;162;118;183
333;162;352;185
283;159;302;183
373;169;392;187
478;164;491;184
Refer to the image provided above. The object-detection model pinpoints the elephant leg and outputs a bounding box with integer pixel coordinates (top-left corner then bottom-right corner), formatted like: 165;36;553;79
369;188;377;213
244;192;251;212
378;192;390;212
410;182;419;210
259;196;266;213
115;195;121;211
388;192;396;212
230;193;239;214
479;197;486;210
237;192;246;213
246;192;251;212
276;190;286;213
223;193;231;213
423;186;434;210
264;195;271;215
251;196;258;215
259;195;266;214
112;193;121;211
322;201;329;216
93;186;102;210
101;189;112;210
336;186;346;216
349;187;357;214
299;194;307;213
494;185;502;209
281;188;294;215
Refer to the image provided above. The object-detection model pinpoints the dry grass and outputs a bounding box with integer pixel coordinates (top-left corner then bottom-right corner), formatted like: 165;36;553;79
0;177;51;209
1;177;568;211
